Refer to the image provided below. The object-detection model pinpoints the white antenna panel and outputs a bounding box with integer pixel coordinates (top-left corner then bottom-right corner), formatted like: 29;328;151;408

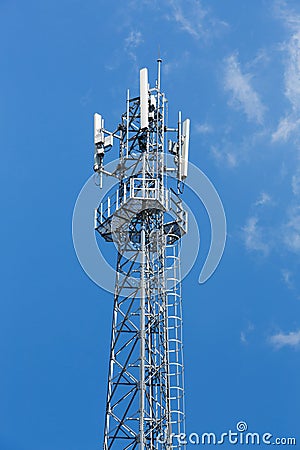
140;68;149;129
150;95;156;109
94;113;104;145
181;118;190;179
104;134;113;148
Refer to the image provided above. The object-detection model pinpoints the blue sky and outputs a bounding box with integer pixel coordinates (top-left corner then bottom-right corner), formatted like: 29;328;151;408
1;0;300;448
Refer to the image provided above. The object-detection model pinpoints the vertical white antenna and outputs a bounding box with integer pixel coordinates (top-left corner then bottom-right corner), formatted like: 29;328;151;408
157;58;162;92
140;68;149;129
94;113;104;184
178;111;182;181
181;118;190;179
94;113;104;145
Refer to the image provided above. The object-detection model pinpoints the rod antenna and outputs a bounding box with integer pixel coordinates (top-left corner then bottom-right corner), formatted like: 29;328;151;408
157;57;162;92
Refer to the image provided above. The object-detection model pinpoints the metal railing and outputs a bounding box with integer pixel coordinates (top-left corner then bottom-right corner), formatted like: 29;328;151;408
95;177;168;226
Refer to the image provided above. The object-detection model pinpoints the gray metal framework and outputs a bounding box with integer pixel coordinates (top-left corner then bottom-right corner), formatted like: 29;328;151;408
94;61;189;449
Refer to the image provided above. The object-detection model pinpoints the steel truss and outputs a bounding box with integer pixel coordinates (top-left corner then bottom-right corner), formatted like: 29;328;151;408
95;62;187;449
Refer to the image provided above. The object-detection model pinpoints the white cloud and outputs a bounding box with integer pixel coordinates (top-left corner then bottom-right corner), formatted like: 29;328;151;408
169;0;206;39
275;0;300;31
124;31;143;61
240;323;254;345
240;332;247;344
283;207;300;253
196;122;213;134
242;217;270;254
242;205;300;260
211;145;237;168
163;51;190;76
281;269;294;289
272;45;300;140
167;0;228;40
225;152;237;168
270;329;300;349
273;3;300;142
125;30;143;49
272;115;300;142
224;54;266;124
255;192;272;207
246;48;270;70
80;88;92;107
292;171;300;195
283;32;300;112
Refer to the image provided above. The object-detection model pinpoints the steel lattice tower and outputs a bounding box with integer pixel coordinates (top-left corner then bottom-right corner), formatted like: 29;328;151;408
93;60;190;450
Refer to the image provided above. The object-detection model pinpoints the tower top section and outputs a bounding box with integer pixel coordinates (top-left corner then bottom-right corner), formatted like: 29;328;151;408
92;61;190;193
94;62;190;246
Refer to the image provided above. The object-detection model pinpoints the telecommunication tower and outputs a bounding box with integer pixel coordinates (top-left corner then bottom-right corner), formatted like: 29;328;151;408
93;60;190;449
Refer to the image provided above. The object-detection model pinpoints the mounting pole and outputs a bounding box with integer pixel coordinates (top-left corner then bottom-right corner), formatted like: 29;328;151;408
157;58;162;92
